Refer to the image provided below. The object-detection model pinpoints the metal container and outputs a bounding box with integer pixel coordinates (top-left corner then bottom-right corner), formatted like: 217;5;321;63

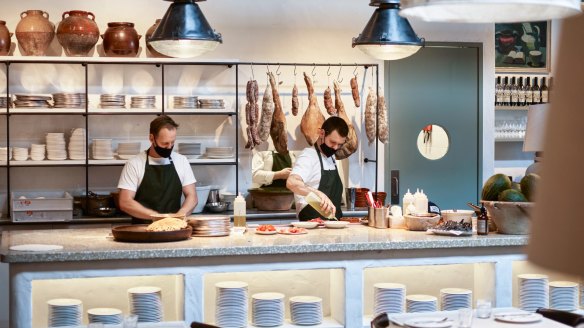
368;206;389;229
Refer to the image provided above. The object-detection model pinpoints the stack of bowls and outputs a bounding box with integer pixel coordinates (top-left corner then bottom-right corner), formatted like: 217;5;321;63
205;147;234;159
117;142;141;160
92;139;114;160
12;147;28;161
128;286;163;322
68;128;86;160
46;133;67;160
406;295;437;313
178;142;202;159
290;296;323;326
30;144;46;161
0;147;11;161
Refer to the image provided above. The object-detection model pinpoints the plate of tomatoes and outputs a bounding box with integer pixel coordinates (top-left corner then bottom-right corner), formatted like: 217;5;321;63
278;227;308;235
255;224;277;235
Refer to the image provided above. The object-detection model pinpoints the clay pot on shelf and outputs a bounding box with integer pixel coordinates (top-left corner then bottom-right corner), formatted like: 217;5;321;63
56;10;100;57
101;22;141;57
145;19;170;58
15;10;55;56
0;21;13;56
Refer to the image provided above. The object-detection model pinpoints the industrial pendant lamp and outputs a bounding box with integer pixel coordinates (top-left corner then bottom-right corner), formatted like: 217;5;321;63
149;0;222;58
353;0;424;61
399;0;582;23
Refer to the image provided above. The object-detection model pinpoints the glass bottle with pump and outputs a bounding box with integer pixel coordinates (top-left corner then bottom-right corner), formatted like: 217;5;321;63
233;193;246;227
477;204;489;235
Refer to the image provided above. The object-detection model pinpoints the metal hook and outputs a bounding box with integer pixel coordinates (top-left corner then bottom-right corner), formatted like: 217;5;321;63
353;65;358;77
266;64;270;73
327;65;332;77
311;64;316;77
337;65;343;83
276;64;281;76
294;65;297;76
250;63;255;80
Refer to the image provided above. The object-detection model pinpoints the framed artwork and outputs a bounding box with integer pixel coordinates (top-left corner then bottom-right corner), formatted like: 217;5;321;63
495;21;550;72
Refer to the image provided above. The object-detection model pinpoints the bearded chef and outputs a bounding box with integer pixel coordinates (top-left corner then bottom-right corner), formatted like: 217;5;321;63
287;117;349;221
117;115;197;224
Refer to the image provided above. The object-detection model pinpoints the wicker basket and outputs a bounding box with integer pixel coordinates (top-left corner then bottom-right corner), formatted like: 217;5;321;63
481;201;534;235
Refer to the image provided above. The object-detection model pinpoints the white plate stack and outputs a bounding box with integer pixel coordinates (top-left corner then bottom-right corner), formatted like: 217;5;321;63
68;128;86;160
215;281;248;328
374;283;406;315
30;144;46;161
128;286;163;322
92;139;114;160
174;96;198;109
0;147;11;160
47;298;83;327
12;147;28;161
198;98;225;109
518;274;549;312
100;94;126;109
189;216;231;237
117;142;141;160
131;95;156;109
87;307;123;325
52;93;86;109
46;133;67;160
549;281;579;311
178;142;202;159
252;292;285;327
205;146;234;159
290;296;323;326
406;295;438;313
0;96;12;108
440;288;472;311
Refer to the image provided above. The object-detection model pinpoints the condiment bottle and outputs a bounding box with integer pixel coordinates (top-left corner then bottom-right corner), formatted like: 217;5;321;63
233;193;246;227
477;204;488;235
415;189;429;214
306;192;336;219
402;189;414;215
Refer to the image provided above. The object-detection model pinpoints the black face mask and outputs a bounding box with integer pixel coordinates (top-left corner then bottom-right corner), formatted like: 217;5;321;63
153;140;173;158
319;142;336;158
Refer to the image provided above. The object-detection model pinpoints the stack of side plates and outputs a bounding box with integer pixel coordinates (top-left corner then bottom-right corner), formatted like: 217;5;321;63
87;308;123;325
189;216;231;237
198;98;225;109
131;96;156;109
53;93;86;109
0;147;11;160
518;274;549;312
117;142;141;160
30;144;46;161
440;288;472;311
173;96;198;109
14;94;51;108
12;147;28;161
100;94;126;109
252;292;285;327
128;286;163;322
47;298;83;327
205;146;234;159
46;133;67;160
0;96;12;108
549;281;579;311
69;128;86;160
92;139;114;160
290;296;323;326
215;281;248;327
406;295;437;313
374;283;406;316
178;142;202;159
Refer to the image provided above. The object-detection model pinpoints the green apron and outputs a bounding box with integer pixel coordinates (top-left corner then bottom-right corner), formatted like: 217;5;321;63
263;151;292;189
132;150;182;224
298;145;343;221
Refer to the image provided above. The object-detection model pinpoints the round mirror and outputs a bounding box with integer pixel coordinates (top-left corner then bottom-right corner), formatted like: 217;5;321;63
416;124;450;160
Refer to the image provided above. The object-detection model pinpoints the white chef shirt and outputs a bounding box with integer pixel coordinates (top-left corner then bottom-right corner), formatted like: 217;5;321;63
117;151;196;192
290;147;338;214
251;150;299;188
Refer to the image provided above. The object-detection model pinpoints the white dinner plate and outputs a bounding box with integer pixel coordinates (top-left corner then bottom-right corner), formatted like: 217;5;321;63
255;230;277;235
494;313;543;323
403;317;453;328
291;221;319;229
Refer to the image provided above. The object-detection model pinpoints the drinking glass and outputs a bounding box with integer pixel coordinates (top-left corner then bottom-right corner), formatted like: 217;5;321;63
88;323;104;328
458;308;473;328
123;314;139;328
476;299;492;318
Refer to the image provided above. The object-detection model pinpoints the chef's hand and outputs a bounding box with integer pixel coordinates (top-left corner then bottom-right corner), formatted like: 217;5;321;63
315;190;336;218
274;167;292;180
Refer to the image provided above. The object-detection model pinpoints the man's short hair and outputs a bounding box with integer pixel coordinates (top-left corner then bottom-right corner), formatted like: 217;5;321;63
150;115;179;136
321;116;349;138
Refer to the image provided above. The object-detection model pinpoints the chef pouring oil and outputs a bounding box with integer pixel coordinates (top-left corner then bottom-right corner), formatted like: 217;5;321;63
233;193;246;227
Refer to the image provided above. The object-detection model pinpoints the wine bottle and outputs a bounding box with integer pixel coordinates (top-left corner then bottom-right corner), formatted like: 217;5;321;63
525;77;533;105
510;76;519;107
503;76;511;106
495;76;502;106
541;77;549;103
517;77;526;107
532;76;541;104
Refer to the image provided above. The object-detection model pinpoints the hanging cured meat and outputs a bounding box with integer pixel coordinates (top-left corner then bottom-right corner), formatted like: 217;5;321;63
258;83;274;142
245;80;261;149
291;84;299;116
268;72;289;155
333;80;358;159
323;86;336;115
300;72;325;146
365;86;377;145
377;88;389;144
350;76;360;107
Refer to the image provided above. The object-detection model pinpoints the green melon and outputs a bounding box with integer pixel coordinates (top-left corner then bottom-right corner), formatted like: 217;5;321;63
498;189;528;202
520;173;540;202
481;174;512;201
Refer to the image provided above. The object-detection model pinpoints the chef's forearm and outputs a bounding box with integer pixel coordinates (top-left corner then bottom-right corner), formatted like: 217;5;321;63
178;184;197;216
120;198;158;219
286;174;317;197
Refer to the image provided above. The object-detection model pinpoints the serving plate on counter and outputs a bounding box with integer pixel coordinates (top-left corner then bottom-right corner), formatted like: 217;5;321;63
112;225;192;243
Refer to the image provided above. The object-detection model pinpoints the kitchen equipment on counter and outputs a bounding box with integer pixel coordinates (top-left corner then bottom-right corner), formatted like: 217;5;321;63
404;213;441;231
368;206;389;229
221;192;237;211
188;216;230;237
56;10;99;56
86;191;114;217
345;188;357;211
11;191;73;222
207;188;220;204
193;185;211;213
112;225;192;243
249;188;294;211
15;10;55;56
481;201;533;235
441;209;474;224
205;202;228;213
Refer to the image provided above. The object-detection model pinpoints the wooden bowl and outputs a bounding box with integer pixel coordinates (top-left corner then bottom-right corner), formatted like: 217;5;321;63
481;201;534;235
404;214;441;231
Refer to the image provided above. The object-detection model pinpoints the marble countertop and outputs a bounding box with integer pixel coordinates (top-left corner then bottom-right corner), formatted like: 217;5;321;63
0;224;529;264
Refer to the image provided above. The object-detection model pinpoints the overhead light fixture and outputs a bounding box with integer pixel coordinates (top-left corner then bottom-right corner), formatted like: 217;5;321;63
399;0;582;23
149;0;222;58
353;0;424;61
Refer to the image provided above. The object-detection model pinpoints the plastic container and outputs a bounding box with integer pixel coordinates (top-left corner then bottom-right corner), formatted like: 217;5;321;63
11;191;73;222
233;193;246;227
193;185;211;213
402;189;414;215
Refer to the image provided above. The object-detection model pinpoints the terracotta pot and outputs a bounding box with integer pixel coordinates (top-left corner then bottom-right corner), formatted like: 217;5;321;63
0;21;13;56
145;19;170;58
15;10;55;56
57;10;99;57
101;22;141;57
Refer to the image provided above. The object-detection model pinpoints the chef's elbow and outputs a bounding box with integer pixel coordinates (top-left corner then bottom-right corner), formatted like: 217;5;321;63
286;174;299;192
